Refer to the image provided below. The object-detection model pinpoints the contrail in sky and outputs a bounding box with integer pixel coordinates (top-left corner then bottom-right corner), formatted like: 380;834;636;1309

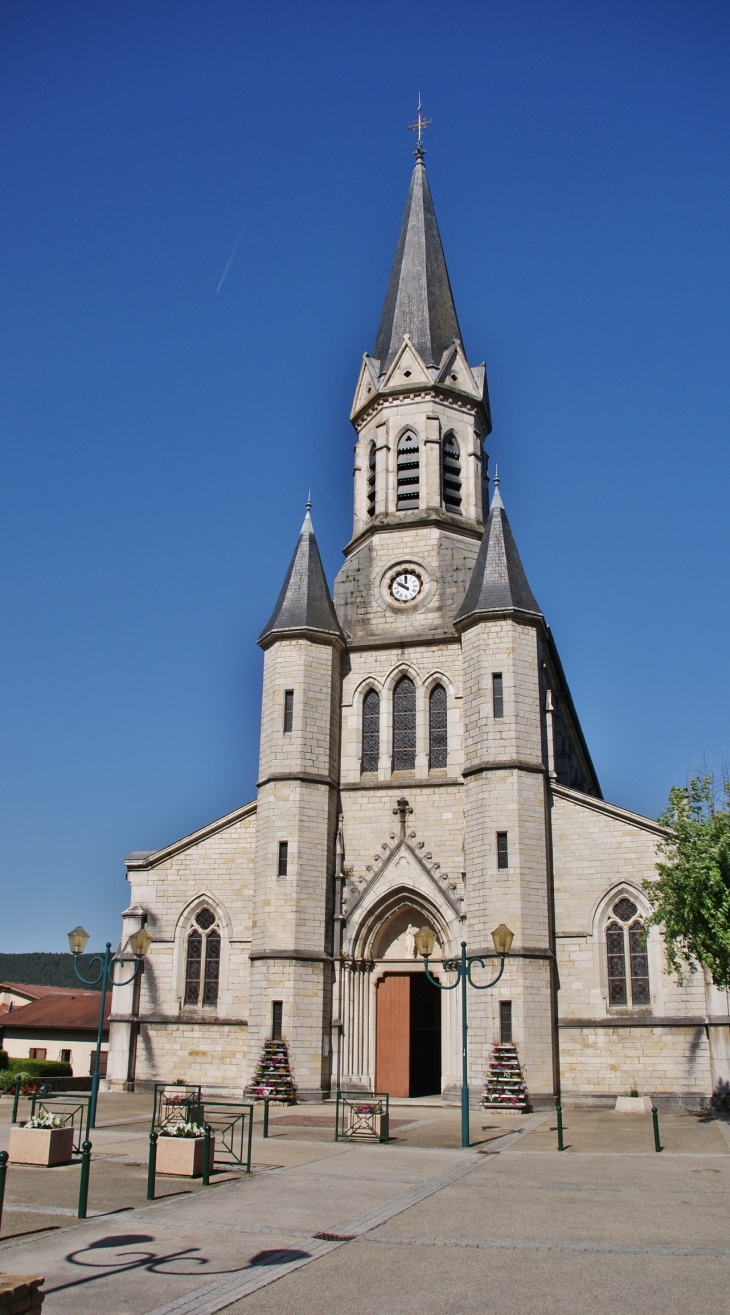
216;223;246;292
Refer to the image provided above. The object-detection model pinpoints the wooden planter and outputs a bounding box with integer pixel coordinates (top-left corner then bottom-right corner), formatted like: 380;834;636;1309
9;1125;75;1166
156;1134;215;1177
614;1095;653;1113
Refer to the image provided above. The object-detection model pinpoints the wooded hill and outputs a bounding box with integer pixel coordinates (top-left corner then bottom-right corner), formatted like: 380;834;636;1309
0;952;104;990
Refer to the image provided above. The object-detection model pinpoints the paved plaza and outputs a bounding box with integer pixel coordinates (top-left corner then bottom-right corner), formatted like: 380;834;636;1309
0;1093;728;1314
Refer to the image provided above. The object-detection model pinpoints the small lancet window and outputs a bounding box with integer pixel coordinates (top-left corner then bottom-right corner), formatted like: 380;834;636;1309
367;442;376;518
392;676;416;771
497;832;509;870
396;432;420;510
493;673;504;719
442;432;462;513
184;907;221;1007
361;688;380;773
429;684;448;769
606;897;650;1007
283;690;294;733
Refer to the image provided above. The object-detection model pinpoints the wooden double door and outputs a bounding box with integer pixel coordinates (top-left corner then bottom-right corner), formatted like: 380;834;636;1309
375;973;441;1098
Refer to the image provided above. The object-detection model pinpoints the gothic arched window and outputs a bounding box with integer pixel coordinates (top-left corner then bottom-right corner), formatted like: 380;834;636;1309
606;897;650;1006
393;676;417;771
367;441;376;518
441;433;462;513
361;688;380;773
429;684;447;768
396;432;420;510
184;907;221;1007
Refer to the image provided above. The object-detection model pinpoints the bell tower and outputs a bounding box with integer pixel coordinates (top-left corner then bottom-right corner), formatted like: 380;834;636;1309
335;149;492;645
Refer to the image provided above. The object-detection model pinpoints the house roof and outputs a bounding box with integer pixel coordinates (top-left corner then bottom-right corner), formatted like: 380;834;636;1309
0;992;110;1033
0;983;90;1015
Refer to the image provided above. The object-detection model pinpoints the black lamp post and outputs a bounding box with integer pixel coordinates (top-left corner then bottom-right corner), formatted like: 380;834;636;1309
415;922;514;1149
68;924;152;1128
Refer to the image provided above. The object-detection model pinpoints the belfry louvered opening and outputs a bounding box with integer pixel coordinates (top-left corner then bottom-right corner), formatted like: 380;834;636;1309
441;432;462;512
367;441;376;518
396;431;420;510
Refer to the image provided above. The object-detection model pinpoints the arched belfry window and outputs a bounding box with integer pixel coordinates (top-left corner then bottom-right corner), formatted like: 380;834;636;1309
393;676;416;771
441;433;462;513
361;688;380;773
429;684;448;768
184;907;221;1007
606;897;650;1006
367;441;376;518
396;432;420;510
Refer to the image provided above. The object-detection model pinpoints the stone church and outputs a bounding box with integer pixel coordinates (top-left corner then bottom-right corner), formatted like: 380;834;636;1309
108;148;729;1107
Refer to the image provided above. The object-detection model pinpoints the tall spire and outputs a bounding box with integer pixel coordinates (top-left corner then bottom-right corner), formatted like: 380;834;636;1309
373;153;463;375
454;478;541;627
258;506;343;648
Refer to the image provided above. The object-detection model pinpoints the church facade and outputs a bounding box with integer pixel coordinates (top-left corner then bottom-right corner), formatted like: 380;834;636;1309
108;151;729;1107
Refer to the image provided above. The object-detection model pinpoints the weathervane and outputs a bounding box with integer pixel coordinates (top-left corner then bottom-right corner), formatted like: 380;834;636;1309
407;96;432;156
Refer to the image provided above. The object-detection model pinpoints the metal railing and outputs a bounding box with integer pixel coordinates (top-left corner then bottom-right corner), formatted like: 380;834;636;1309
334;1091;390;1143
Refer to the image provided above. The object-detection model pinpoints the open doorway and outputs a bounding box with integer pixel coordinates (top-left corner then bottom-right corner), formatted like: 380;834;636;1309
375;973;441;1097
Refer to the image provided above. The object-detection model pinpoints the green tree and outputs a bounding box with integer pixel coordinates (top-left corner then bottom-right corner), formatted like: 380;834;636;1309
643;775;730;988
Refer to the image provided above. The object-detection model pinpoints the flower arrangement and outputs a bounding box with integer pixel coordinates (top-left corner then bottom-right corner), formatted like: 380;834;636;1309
159;1121;207;1138
25;1113;66;1130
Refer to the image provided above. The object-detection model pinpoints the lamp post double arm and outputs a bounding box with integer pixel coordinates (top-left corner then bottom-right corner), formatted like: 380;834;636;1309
415;923;514;1149
68;924;152;1129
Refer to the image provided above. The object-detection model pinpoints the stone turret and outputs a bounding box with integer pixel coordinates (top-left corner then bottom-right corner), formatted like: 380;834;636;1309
250;508;344;1099
454;476;556;1098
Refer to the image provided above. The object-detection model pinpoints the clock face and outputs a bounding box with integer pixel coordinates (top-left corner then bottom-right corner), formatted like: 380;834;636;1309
391;572;422;603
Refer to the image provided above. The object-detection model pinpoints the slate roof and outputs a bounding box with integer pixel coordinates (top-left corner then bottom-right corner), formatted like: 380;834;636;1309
0;992;110;1032
455;481;542;625
373;155;463;375
258;509;343;647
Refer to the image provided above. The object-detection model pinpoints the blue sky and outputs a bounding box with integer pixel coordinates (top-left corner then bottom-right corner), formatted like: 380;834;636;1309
1;1;728;951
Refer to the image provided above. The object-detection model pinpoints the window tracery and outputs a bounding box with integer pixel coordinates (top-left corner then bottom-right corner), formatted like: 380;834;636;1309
184;907;221;1007
361;688;380;773
605;897;650;1006
392;676;416;771
429;684;447;768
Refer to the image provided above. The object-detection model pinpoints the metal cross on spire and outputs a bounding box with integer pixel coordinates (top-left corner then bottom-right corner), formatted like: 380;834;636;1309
407;96;432;156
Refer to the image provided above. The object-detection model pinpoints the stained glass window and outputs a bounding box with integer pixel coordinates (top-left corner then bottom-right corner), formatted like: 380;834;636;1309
184;909;221;1008
606;922;627;1005
606;898;650;1007
362;688;380;772
393;676;416;771
629;922;650;1005
429;684;448;768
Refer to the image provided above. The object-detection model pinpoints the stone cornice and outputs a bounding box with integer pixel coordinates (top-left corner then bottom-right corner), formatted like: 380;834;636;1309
558;1016;728;1029
112;1014;248;1026
344;633;461;652
249;950;333;963
258;627;345;653
340;777;464;792
257;772;338;790
351;382;489;432
343;511;482;560
462;759;546;779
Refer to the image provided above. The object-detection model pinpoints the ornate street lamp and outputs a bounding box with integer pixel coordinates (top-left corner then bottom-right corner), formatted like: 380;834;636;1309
415;922;514;1149
68;924;152;1128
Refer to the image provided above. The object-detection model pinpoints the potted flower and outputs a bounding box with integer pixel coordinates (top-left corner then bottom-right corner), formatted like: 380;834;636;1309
9;1113;75;1166
156;1122;215;1177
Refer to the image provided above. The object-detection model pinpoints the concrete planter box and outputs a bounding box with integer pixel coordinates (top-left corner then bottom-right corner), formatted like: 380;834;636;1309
9;1125;74;1166
614;1096;653;1113
156;1134;214;1177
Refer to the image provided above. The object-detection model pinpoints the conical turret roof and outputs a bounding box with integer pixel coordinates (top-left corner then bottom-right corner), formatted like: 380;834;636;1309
258;508;344;647
454;480;541;626
373;156;462;375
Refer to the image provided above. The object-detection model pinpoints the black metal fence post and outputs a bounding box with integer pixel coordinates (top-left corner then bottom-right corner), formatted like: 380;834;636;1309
202;1124;212;1185
11;1076;21;1125
0;1150;8;1233
652;1106;662;1152
263;1098;269;1139
147;1131;158;1200
77;1140;92;1219
556;1104;564;1151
